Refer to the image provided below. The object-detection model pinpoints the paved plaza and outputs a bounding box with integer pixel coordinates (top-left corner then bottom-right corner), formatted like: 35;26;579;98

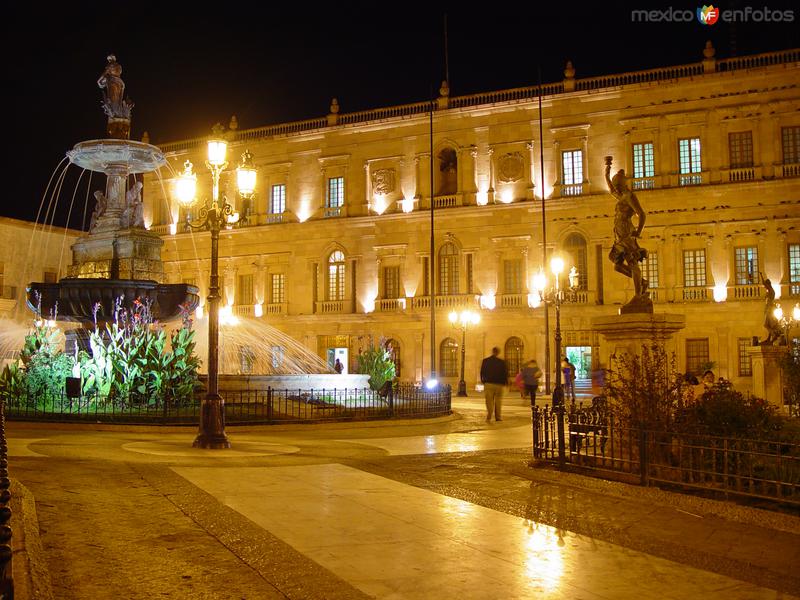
6;396;800;599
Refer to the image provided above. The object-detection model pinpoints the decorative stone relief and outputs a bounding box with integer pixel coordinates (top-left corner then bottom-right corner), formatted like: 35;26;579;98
498;152;524;183
372;168;396;195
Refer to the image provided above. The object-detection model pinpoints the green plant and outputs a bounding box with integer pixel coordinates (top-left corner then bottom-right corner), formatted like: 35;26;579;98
781;340;800;417
356;337;396;391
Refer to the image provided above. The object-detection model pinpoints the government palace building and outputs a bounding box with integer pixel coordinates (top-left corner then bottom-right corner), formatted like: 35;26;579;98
134;43;799;394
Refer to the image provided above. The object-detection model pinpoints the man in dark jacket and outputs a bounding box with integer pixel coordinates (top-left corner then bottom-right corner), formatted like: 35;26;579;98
480;347;507;422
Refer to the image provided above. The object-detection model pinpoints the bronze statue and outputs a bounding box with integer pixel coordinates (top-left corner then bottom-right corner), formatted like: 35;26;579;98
98;55;133;138
760;274;783;345
604;156;652;313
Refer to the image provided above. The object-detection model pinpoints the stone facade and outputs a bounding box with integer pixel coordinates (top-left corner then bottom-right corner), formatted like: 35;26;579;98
143;46;800;393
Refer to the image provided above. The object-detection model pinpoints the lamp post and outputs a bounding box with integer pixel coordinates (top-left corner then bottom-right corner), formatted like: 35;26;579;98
534;259;580;410
773;302;800;344
448;309;480;397
175;136;256;449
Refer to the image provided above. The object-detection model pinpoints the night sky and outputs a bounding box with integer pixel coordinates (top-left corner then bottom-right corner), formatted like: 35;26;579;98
6;1;798;228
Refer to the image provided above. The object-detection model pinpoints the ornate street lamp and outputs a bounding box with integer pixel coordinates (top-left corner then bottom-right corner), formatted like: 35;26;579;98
773;302;800;344
236;149;257;225
176;137;256;449
448;309;480;397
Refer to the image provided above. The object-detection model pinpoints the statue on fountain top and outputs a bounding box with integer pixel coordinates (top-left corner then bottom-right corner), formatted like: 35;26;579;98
97;55;134;139
605;156;653;314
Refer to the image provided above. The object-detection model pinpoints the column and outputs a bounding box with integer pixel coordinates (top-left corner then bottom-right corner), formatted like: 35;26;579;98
487;147;495;203
414;332;425;382
526;141;536;199
365;161;371;213
581;135;589;193
414;156;421;200
552;140;561;197
470;146;480;203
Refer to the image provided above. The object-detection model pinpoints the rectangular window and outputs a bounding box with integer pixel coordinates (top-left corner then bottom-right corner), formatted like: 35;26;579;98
383;266;400;299
789;244;800;295
782;126;800;164
738;337;753;376
683;249;706;287
632;142;655;186
270;184;286;215
679;137;702;185
422;256;430;296
728;131;753;169
561;150;583;185
503;259;523;294
642;252;659;289
236;274;254;306
326;177;344;208
465;254;474;294
686;338;710;376
734;247;759;285
270;273;285;304
43;270;58;284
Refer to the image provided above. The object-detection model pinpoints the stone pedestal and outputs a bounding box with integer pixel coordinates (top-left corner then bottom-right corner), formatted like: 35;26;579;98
67;228;165;281
592;312;686;372
748;345;787;408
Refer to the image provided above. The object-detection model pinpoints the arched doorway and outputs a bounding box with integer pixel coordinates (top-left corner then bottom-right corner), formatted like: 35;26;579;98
504;337;524;381
440;337;458;377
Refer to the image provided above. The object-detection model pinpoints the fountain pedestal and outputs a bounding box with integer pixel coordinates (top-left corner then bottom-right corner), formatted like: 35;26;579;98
748;345;788;409
67;228;164;281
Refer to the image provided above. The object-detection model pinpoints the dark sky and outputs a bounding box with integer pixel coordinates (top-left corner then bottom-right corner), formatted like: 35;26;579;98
6;1;798;228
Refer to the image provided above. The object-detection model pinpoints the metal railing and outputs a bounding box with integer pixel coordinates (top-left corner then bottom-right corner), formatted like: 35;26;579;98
533;402;800;507
4;384;450;425
0;401;14;599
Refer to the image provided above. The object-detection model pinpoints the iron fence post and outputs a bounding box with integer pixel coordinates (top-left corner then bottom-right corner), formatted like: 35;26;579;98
532;405;540;459
556;402;566;467
267;387;273;422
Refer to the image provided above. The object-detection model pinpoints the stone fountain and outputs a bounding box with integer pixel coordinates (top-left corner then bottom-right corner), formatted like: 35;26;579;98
28;55;198;326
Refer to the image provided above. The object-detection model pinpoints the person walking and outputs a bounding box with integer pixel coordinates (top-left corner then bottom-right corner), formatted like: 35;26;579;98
562;357;577;403
334;358;344;374
521;359;543;406
480;347;507;422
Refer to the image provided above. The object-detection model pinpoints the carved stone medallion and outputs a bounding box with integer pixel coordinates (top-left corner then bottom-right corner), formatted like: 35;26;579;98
372;168;396;195
498;152;524;183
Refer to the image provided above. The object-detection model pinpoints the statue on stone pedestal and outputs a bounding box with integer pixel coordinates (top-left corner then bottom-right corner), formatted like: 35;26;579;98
604;156;652;314
97;55;133;139
760;274;783;345
121;181;144;229
89;190;107;232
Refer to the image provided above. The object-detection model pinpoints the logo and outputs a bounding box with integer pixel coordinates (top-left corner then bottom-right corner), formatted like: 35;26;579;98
697;5;720;24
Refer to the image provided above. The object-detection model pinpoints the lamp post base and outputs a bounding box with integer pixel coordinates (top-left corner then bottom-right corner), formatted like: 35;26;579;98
193;393;231;449
456;380;468;397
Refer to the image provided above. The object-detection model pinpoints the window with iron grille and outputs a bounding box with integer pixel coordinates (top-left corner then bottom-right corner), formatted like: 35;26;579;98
686;338;709;376
236;274;254;305
439;338;458;377
729;131;754;169
734;247;759;285
562;150;583;185
738;337;752;376
327;251;345;301
503;259;523;294
383;266;400;299
422;256;430;296
683;249;706;287
790;244;800;296
271;273;285;304
438;243;459;295
239;346;255;374
326;177;344;208
270;184;286;215
782;126;800;164
632;142;655;179
679;138;702;185
642;252;659;289
564;233;588;290
466;254;474;294
504;337;524;380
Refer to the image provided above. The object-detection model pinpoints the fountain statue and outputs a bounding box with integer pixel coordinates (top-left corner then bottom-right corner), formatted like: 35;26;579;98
604;156;653;314
28;56;198;329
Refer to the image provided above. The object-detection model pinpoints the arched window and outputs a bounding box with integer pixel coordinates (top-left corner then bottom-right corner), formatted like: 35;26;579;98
505;337;524;380
438;242;460;295
440;337;459;377
564;233;588;290
436;147;458;196
327;250;346;301
385;338;401;378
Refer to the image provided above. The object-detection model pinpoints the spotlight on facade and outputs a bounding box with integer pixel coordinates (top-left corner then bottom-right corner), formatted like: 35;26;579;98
713;283;727;303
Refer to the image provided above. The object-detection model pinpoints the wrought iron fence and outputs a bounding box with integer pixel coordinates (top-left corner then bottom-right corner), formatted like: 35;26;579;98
533;401;800;507
3;383;451;425
0;401;13;599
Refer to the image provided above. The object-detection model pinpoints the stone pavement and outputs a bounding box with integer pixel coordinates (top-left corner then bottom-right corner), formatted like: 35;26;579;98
5;395;800;599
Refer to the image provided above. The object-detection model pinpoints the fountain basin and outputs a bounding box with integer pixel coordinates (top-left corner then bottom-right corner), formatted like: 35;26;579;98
68;139;166;173
28;279;199;324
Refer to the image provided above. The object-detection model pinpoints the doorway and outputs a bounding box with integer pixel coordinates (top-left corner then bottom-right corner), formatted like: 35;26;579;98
565;346;591;380
327;347;349;374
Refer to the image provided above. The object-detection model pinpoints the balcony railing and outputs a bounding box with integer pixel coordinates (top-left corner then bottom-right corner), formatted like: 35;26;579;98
233;304;254;317
411;294;479;311
266;302;287;316
730;284;763;300
377;298;407;312
433;195;459;209
267;213;285;224
497;293;526;308
316;300;346;314
727;167;755;182
324;205;343;218
561;183;583;197
679;174;703;186
782;163;800;178
682;287;709;301
631;177;655;190
0;286;17;300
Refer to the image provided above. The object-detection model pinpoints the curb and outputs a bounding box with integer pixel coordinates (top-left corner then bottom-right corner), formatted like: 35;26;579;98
10;479;54;600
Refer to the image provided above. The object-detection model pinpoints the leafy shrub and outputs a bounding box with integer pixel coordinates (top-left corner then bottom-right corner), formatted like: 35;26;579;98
356;338;396;391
